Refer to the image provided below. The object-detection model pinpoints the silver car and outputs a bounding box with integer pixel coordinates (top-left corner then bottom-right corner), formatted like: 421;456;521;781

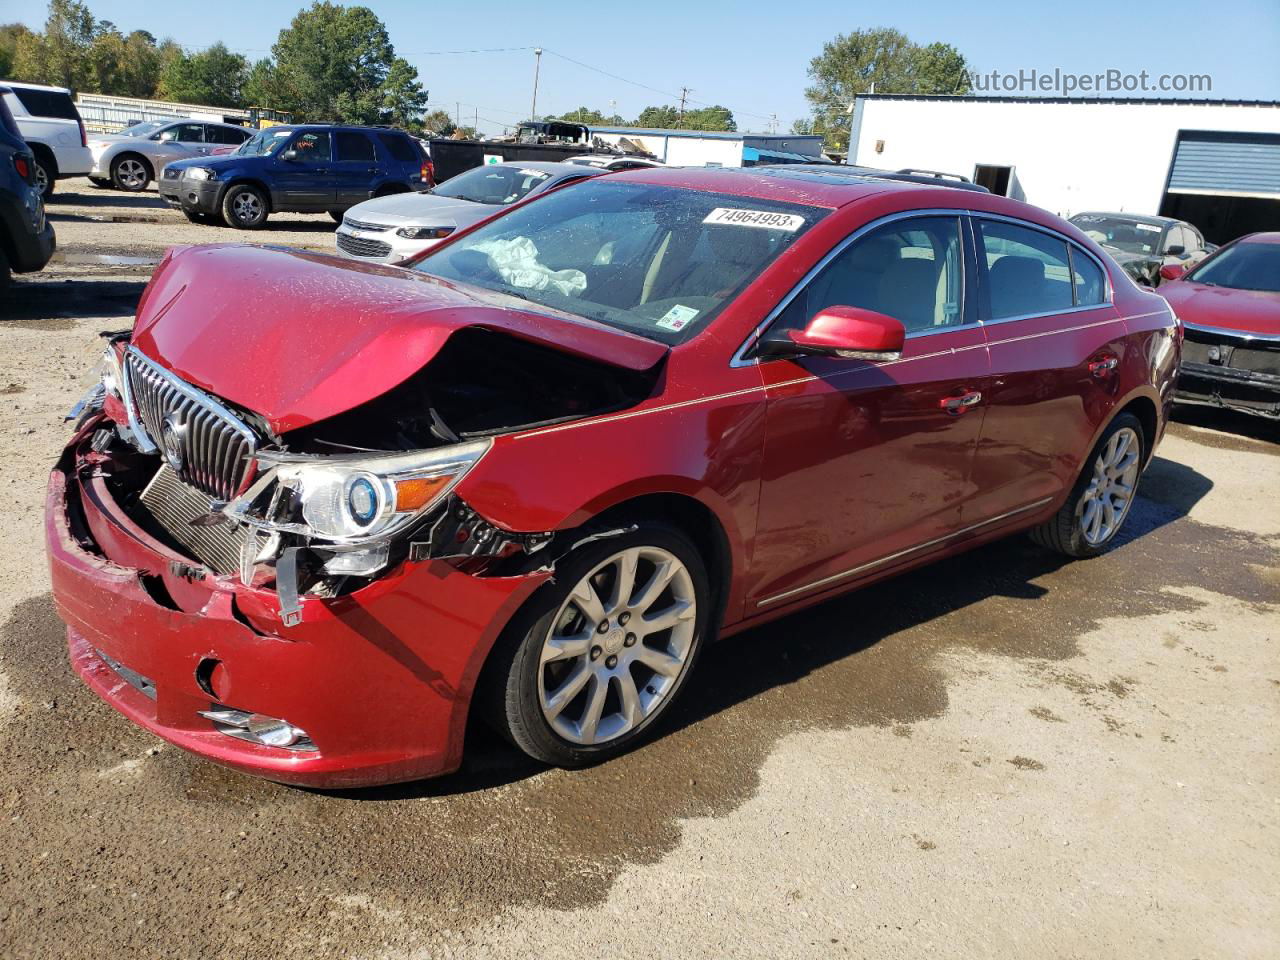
334;161;604;265
88;120;252;192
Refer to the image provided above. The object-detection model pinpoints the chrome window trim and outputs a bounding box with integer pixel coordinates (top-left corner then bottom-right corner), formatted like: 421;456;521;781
729;207;976;368
1183;322;1280;344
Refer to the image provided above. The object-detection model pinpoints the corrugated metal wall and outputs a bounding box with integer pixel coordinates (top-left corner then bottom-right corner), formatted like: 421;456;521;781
1167;130;1280;199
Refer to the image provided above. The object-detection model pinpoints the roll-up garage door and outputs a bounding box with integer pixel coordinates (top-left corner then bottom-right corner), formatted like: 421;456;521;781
1165;130;1280;199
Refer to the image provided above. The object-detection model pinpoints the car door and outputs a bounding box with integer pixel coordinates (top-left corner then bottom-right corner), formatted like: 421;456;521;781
332;130;378;207
965;215;1125;526
273;130;335;210
172;122;208;156
747;212;991;609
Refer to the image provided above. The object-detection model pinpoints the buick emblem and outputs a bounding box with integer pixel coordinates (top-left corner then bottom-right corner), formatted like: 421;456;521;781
161;413;187;473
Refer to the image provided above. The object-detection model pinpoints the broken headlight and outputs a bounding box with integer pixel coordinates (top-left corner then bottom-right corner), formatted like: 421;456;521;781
230;439;491;545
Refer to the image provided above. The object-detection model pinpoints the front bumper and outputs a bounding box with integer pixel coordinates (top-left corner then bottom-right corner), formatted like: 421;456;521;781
1175;363;1280;419
158;175;221;215
334;222;444;265
46;431;549;787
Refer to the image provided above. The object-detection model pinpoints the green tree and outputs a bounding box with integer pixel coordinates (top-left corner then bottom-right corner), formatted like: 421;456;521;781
552;106;625;126
801;27;971;151
420;108;455;137
159;42;248;106
682;104;735;131
27;0;96;89
242;58;280;107
635;105;678;128
268;2;426;125
0;24;34;78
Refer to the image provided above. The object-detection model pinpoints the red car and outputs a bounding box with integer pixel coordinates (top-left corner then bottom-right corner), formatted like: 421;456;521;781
1158;232;1280;419
47;167;1180;787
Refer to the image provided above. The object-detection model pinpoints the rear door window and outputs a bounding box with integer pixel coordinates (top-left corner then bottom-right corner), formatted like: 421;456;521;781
11;87;79;120
978;220;1075;320
207;125;250;145
377;133;418;163
335;131;376;163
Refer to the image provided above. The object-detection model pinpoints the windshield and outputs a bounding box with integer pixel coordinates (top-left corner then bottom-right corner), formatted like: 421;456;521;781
122;121;164;138
432;165;553;205
413;180;827;344
1185;241;1280;292
237;128;294;157
1070;214;1163;256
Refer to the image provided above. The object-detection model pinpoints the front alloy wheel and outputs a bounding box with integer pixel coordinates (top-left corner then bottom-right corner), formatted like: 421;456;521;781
112;156;149;192
488;524;709;767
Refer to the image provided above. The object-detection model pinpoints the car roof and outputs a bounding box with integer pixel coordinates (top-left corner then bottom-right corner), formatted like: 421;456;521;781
488;160;605;174
612;164;1017;210
0;80;73;94
1071;211;1176;227
1237;232;1280;245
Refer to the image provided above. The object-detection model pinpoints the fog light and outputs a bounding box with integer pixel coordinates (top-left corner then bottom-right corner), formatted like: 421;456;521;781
199;707;317;751
321;544;390;576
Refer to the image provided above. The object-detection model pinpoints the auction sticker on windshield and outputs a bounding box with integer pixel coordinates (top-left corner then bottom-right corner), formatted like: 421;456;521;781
703;208;805;231
656;304;700;331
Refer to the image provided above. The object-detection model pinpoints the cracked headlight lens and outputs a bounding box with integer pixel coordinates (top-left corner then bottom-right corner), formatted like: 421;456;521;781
238;439;491;543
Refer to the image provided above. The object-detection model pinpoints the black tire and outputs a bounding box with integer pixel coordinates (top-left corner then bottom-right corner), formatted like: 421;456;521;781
111;154;151;192
484;522;711;768
182;209;220;225
1030;412;1145;558
327;209;345;223
221;184;269;229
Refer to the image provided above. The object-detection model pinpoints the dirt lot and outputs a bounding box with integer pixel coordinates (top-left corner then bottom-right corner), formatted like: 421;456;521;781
1;181;1277;959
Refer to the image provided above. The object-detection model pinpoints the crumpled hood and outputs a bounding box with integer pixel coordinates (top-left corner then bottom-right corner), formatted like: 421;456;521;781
1159;279;1280;336
130;244;668;434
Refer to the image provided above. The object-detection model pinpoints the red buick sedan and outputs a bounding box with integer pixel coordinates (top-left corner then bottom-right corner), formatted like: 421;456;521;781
47;167;1180;787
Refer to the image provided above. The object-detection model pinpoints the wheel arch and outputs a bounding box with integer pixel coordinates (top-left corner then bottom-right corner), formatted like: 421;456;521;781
112;150;154;180
220;177;274;212
27;141;57;176
373;181;409;198
1116;393;1159;466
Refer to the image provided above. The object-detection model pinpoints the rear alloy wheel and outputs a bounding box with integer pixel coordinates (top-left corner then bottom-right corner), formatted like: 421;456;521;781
488;524;709;767
1031;413;1144;558
221;184;268;229
111;155;150;192
32;157;54;199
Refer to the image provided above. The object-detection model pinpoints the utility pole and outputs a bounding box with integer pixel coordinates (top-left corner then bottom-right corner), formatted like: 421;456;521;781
770;113;777;135
455;101;460;131
474;106;478;135
530;47;543;122
677;87;690;127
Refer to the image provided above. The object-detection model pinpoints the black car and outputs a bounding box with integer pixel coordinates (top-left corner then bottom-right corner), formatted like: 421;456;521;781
158;124;429;229
0;85;54;288
1068;211;1213;287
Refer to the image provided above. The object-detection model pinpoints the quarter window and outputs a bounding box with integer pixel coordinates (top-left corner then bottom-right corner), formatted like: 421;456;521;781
778;216;966;335
335;131;376;163
1069;248;1107;306
978;220;1074;320
377;133;418;163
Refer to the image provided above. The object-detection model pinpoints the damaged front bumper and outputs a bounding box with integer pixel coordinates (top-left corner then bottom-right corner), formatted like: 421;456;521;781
46;426;551;788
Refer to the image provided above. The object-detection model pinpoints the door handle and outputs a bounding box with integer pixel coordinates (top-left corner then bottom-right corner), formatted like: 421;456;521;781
940;391;982;414
1089;355;1119;378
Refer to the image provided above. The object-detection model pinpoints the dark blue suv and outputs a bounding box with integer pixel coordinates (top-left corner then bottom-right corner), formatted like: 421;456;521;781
159;124;428;229
0;84;54;288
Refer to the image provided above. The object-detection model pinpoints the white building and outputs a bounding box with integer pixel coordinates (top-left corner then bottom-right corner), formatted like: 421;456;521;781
850;95;1280;243
586;126;825;168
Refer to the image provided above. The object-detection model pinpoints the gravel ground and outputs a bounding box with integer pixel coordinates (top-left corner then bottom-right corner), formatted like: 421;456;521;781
0;180;1277;959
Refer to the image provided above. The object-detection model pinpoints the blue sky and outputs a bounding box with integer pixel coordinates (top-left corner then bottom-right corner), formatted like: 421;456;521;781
14;0;1280;134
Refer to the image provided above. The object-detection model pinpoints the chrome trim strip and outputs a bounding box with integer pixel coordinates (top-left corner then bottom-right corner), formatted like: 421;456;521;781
1183;322;1280;344
755;496;1055;608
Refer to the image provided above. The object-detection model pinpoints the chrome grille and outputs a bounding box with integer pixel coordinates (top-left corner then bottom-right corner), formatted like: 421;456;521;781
336;231;393;259
141;464;251;575
342;217;390;232
123;348;258;501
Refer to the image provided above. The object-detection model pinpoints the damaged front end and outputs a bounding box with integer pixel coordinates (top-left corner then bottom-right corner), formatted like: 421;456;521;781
70;324;650;628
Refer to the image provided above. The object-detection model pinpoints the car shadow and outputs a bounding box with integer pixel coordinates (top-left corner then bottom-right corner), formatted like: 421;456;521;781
50;188;168;210
1171;404;1280;446
0;278;147;320
330;453;1216;802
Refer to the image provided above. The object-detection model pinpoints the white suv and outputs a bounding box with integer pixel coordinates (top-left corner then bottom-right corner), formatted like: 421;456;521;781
0;81;92;199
